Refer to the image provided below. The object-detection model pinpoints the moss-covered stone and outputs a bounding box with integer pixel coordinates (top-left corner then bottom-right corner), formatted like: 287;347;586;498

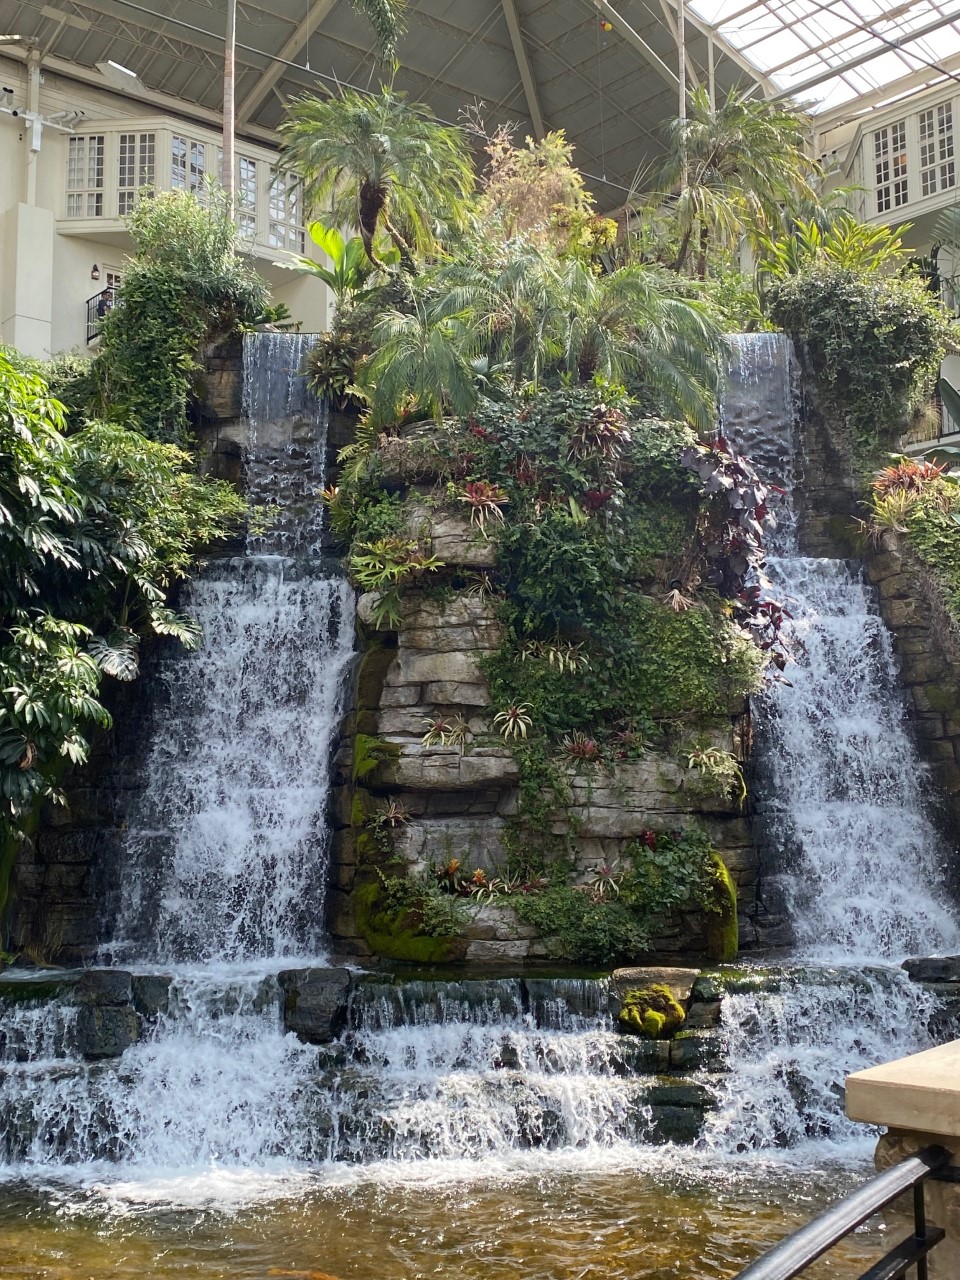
356;642;396;711
704;852;738;962
925;684;958;714
0;973;80;1005
353;734;400;784
353;881;468;965
617;983;686;1038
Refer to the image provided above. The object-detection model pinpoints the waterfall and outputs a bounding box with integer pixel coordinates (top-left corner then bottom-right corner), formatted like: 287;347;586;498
699;333;960;1160
0;332;957;1206
104;333;354;965
726;332;959;962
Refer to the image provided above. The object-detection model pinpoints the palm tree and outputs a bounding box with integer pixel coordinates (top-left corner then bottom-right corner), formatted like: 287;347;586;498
358;239;725;428
652;86;820;278
279;86;475;265
558;261;725;427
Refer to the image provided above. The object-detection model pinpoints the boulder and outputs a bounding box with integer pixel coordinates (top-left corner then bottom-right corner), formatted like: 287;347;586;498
75;1004;139;1059
75;969;134;1005
278;967;352;1044
131;974;172;1019
903;955;960;984
612;966;699;1005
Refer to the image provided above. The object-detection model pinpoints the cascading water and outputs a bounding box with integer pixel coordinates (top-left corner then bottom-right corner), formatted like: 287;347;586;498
1;330;958;1272
702;333;960;1157
104;333;354;964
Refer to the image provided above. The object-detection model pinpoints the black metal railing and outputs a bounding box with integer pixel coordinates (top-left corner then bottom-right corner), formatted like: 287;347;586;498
85;285;118;344
734;1145;953;1280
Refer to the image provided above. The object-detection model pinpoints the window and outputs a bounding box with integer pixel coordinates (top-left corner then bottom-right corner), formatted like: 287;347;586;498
920;104;955;197
172;135;209;198
237;156;257;239
268;175;305;252
117;132;155;214
66;135;105;218
874;120;908;213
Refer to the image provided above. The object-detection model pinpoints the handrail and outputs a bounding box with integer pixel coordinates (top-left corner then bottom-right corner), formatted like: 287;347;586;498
85;285;119;344
735;1144;952;1280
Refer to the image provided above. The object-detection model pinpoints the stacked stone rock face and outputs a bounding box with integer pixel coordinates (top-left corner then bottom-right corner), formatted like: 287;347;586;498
326;506;761;964
864;535;960;834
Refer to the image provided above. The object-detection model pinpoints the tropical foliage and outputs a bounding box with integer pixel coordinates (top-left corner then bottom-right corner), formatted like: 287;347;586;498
92;190;267;441
358;240;726;428
863;456;960;622
0;350;243;833
757;212;911;282
769;262;952;459
279;86;475;264
650;86;820;279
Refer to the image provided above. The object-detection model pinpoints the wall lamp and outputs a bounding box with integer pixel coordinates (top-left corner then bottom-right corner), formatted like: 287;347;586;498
90;264;100;281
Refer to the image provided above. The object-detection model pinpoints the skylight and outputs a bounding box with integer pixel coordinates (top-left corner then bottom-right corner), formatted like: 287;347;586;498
689;0;960;115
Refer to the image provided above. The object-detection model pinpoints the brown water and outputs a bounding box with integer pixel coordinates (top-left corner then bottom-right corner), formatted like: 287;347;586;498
0;1160;884;1280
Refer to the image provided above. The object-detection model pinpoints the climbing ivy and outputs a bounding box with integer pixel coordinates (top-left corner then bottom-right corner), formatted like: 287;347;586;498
91;191;267;442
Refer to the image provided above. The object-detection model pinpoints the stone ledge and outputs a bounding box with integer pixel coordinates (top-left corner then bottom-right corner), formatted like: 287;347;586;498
846;1040;960;1137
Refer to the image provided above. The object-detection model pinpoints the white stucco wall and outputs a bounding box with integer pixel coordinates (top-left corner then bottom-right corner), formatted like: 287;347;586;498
0;52;330;357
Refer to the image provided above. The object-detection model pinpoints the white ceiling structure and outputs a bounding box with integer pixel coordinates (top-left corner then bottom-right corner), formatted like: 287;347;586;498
693;0;960;121
1;0;960;204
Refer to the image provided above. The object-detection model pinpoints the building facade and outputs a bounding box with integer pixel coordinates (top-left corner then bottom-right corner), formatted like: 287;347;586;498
0;50;331;359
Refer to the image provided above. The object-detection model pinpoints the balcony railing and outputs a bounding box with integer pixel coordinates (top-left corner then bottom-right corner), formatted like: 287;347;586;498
734;1144;951;1280
86;286;119;344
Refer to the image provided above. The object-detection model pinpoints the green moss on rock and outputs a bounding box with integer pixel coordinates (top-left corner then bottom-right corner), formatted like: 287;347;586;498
617;983;686;1038
704;852;738;963
353;734;400;784
353;882;467;965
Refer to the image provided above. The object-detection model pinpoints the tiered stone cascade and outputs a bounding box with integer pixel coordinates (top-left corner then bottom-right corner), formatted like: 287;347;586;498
327;510;761;963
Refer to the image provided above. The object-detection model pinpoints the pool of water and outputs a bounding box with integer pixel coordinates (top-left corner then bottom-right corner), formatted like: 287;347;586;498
0;1153;886;1280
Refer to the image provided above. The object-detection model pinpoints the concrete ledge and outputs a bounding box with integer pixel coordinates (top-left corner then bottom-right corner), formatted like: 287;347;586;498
846;1040;960;1138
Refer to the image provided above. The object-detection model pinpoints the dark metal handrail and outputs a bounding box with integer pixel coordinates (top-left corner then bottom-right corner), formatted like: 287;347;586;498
735;1145;952;1280
85;285;119;344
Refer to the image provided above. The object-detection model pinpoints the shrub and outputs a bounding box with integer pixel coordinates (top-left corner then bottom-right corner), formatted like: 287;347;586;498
769;263;952;462
92;190;267;441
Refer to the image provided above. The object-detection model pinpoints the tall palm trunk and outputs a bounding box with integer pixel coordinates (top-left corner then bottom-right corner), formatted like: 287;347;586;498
697;219;709;280
358;180;388;265
673;225;694;273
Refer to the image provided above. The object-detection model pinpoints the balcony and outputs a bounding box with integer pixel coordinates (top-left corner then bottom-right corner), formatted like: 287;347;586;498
85;284;119;345
57;115;305;262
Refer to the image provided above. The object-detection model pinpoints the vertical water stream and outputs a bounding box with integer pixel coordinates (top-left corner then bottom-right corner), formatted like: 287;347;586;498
702;334;959;1155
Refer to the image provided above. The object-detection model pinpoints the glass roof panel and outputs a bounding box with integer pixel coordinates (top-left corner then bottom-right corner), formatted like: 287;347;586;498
689;0;960;113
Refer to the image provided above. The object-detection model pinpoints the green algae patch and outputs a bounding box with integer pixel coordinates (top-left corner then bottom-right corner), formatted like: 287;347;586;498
704;852;738;963
353;735;399;784
353;882;468;965
617;983;686;1039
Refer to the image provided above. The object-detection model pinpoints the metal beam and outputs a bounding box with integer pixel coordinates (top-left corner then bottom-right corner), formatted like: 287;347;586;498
816;51;960;131
591;0;679;91
1;41;280;146
236;0;337;125
772;7;960;101
658;0;775;96
657;0;698;87
500;0;544;139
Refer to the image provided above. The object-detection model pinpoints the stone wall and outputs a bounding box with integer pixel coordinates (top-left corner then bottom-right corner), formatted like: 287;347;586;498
792;349;862;557
864;534;960;835
7;673;156;964
326;509;766;965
